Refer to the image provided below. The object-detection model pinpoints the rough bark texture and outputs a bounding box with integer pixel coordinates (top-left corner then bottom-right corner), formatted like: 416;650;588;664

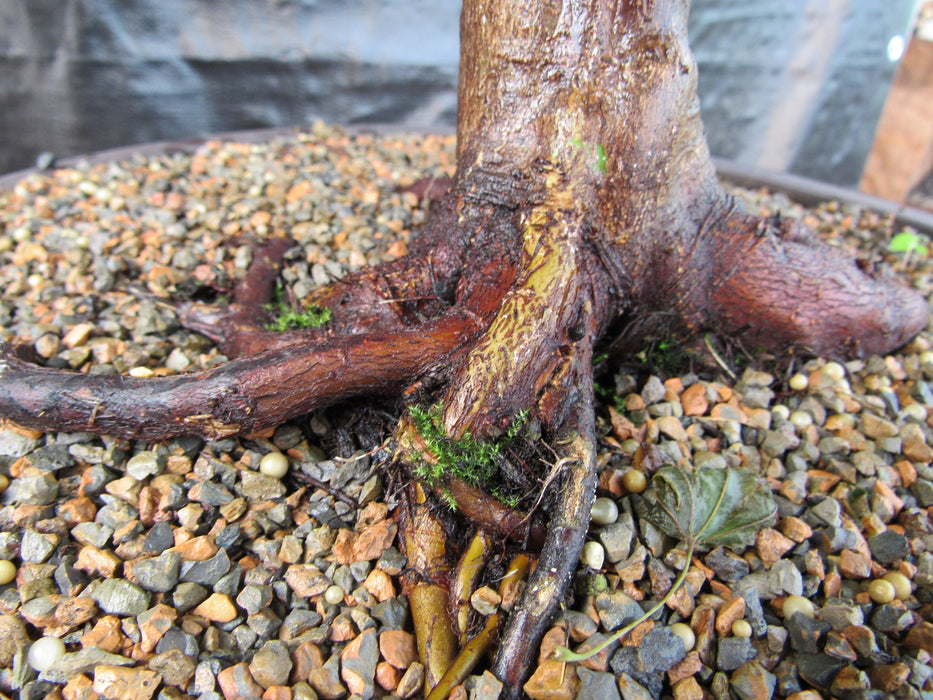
0;0;928;696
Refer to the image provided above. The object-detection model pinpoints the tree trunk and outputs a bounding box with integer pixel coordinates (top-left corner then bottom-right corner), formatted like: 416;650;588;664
0;0;927;696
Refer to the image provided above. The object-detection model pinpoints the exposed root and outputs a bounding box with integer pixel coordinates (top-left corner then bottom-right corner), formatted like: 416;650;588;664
493;357;599;696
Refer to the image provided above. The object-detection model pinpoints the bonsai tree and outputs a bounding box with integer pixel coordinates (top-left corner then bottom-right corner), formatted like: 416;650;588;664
0;0;927;694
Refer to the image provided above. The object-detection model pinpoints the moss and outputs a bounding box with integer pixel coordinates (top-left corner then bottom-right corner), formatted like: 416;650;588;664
409;404;527;509
263;286;331;331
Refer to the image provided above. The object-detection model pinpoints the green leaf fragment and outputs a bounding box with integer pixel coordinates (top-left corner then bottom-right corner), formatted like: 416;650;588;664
554;465;776;663
648;463;777;551
889;231;929;256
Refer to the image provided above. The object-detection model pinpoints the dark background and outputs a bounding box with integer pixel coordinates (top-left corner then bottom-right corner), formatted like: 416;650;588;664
0;0;917;186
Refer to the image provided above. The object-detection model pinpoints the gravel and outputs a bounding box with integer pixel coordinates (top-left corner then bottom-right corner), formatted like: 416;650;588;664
1;123;933;699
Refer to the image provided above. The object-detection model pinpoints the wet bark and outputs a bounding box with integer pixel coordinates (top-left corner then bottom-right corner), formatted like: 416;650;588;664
0;0;928;696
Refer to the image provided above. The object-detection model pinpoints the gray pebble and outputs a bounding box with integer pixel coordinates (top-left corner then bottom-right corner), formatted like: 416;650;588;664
810;497;843;527
0;429;41;457
236;584;272;615
132;550;181;592
172;582;209;613
705;547;751;583
717;637;757;671
247;608;283;640
795;653;848;690
239;470;287;500
156;626;200;657
868;529;909;565
641;376;666;405
71;521;114;548
180;548;231;586
594;590;646;631
143;521;175;553
95;499;138;530
785;612;831;654
19;529;59;563
371;597;408;629
40;647;134;684
9;471;59;505
213;567;243;597
577;667;622;700
125;450;163;480
87;578;151;615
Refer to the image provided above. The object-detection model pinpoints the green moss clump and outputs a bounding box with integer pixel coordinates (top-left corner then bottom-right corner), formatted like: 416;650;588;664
263;286;331;331
409;404;527;509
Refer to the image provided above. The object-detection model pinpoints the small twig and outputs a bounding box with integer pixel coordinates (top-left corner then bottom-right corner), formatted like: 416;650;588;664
703;333;737;380
289;472;359;509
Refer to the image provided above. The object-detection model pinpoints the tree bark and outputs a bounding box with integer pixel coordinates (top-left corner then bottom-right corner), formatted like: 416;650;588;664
0;0;928;696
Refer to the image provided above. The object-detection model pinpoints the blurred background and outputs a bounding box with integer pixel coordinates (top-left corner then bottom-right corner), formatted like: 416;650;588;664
0;0;930;204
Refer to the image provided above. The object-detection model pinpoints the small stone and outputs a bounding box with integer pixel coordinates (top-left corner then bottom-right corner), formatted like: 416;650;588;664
192;593;239;623
125;451;163;480
755;528;795;567
672;676;705;700
705;547;750;583
524;659;579;700
341;628;379;698
332;519;398;564
466;670;506;700
72;521;114;548
236;584;273;615
471;585;501;615
594;590;645;631
217;662;266;700
786;612;830;654
285;564;331;598
904;621;933;654
715;597;746;637
680;383;709;416
371;597;408;629
54;596;97;627
240;470;287;500
20;529;59;563
155;626;199;657
641;376;666;405
149;648;197;688
0;615;30;666
731;661;777;700
93;665;160;700
250;640;293;689
137;603;177;653
171;534;218;561
379;629;417;669
810;497;842;527
795;653;847;690
616;673;655;700
867;662;911;693
362;567;395;602
88;578;151;616
655;416;688;442
310;652;346;700
868;530;909;565
180;548;231;586
395;662;425;699
637;627;687;673
172;581;209;613
577;667;622;700
598;522;634;563
838;549;871;579
129;550;181;592
11;470;59;505
717;637;756;672
41;647;134;685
